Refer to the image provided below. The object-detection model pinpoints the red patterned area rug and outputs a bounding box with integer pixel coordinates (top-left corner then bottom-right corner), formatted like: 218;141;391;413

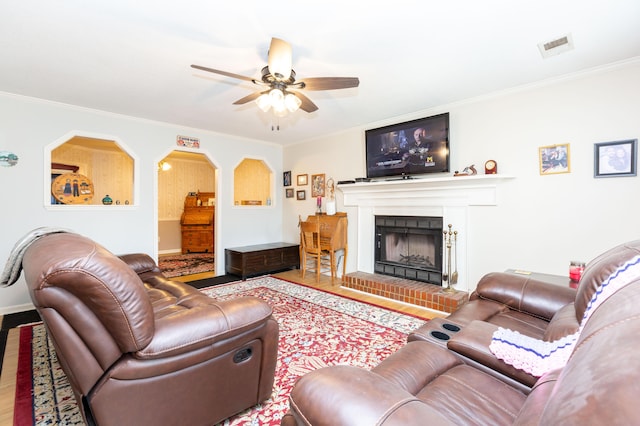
13;277;426;425
158;253;214;277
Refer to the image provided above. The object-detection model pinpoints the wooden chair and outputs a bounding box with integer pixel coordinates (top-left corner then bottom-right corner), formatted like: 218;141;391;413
299;219;331;281
305;214;348;281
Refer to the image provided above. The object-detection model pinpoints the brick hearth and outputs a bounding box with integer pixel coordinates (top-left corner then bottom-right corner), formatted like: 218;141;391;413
343;272;469;314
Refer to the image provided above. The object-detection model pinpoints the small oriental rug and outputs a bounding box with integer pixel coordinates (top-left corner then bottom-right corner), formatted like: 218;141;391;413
158;252;214;277
13;276;426;425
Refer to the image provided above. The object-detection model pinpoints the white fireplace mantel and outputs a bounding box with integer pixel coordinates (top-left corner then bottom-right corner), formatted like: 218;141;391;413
338;175;514;292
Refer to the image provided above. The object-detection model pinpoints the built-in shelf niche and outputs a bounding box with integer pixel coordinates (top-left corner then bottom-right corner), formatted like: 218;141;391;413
46;132;138;208
233;158;274;207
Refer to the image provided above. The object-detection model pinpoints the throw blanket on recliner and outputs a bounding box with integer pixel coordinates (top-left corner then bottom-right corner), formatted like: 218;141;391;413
490;255;640;377
0;227;73;287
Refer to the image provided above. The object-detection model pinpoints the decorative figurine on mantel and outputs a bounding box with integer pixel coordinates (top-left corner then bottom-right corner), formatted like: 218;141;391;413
325;177;336;215
454;164;477;177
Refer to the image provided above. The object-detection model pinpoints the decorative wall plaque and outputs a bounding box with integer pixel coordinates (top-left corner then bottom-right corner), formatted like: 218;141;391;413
51;173;94;204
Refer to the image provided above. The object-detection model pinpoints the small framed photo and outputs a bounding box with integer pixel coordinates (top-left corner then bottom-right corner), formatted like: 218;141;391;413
594;139;637;178
297;174;308;186
296;190;306;200
283;170;292;187
285;188;294;198
311;173;326;197
539;144;570;175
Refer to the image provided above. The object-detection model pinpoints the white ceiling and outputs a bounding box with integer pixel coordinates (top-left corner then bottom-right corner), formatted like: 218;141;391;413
2;1;639;146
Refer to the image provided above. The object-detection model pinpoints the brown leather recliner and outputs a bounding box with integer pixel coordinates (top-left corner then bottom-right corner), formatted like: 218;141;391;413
21;232;279;426
282;240;640;425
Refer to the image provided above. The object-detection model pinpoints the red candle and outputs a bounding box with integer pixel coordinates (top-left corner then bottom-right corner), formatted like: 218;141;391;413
569;261;585;282
317;196;322;207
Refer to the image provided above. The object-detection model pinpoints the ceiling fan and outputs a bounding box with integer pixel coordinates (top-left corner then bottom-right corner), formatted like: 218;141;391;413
191;38;359;116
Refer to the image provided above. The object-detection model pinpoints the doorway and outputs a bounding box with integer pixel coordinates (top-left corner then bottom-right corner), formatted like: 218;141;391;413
157;150;217;278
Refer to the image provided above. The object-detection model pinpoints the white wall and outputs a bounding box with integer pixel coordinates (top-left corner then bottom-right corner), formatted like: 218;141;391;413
284;59;640;290
0;93;283;313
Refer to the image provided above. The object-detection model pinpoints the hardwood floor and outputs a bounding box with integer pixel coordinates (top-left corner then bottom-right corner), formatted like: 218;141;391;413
170;270;215;282
0;327;19;426
0;270;443;425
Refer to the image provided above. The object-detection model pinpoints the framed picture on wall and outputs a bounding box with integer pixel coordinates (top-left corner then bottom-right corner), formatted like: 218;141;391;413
285;188;294;198
297;174;308;186
539;144;570;175
594;139;637;178
296;190;306;200
311;173;326;197
283;170;292;186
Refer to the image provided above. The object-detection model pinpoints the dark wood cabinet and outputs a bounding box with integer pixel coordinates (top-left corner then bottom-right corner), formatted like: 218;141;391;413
225;243;300;280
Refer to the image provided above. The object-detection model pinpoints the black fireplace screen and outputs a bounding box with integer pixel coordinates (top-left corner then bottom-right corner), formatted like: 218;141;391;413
375;215;443;285
382;232;437;268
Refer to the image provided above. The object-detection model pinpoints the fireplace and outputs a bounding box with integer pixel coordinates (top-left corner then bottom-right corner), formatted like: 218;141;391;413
375;215;443;285
338;175;513;293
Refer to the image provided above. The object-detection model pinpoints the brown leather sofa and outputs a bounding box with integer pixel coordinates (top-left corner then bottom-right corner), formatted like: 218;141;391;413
21;232;279;426
282;240;640;425
415;270;579;340
407;271;580;388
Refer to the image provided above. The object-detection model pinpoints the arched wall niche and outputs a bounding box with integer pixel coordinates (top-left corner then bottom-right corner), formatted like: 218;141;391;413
45;131;139;208
233;157;274;206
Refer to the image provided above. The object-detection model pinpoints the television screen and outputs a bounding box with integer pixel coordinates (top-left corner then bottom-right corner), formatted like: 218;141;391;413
365;113;449;179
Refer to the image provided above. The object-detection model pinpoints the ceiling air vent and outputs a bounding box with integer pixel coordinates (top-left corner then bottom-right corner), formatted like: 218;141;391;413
538;33;574;58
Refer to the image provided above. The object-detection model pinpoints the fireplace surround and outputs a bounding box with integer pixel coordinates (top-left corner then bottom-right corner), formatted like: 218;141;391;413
338;175;513;293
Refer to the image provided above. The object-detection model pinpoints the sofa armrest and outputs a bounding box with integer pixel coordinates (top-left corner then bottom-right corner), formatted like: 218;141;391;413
447;320;538;388
118;253;159;275
475;272;576;321
287;365;453;426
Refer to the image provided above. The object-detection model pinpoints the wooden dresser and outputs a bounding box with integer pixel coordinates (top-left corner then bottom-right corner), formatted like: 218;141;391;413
180;192;215;254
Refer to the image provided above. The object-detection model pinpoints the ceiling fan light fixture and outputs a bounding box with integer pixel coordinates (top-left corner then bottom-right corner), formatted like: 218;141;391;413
269;88;284;103
256;88;297;116
256;93;272;112
284;93;302;112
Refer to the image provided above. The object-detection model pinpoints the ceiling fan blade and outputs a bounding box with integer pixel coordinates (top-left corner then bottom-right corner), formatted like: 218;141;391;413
232;90;267;105
299;77;360;91
267;38;293;81
191;64;255;83
293;92;319;113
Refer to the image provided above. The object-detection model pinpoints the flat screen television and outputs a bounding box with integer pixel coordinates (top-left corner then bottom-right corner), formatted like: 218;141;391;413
365;112;450;179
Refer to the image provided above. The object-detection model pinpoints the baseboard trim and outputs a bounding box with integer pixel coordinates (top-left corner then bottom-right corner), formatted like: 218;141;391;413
159;249;182;255
0;302;36;316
